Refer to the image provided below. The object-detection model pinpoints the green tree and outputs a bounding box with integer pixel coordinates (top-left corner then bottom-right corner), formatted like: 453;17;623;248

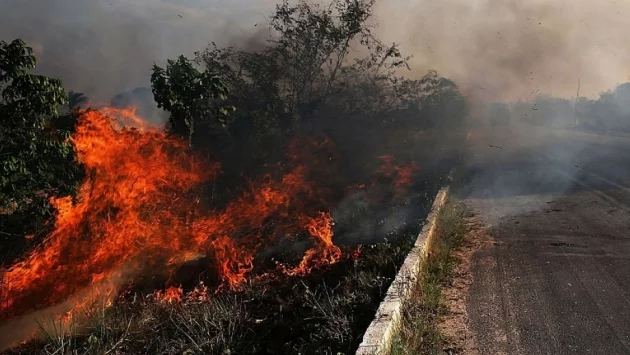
0;39;82;245
0;39;82;211
151;55;233;147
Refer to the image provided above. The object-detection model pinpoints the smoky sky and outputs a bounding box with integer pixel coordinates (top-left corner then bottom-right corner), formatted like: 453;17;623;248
376;0;630;101
0;0;274;101
2;0;629;102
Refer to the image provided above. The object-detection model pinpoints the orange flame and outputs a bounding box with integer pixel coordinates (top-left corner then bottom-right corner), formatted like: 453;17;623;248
282;212;341;276
0;107;342;322
376;155;417;198
154;286;184;304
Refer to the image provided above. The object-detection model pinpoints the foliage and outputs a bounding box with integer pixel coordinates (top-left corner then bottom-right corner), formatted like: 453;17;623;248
197;0;413;127
0;0;469;261
151;55;233;147
0;39;81;221
193;0;467;181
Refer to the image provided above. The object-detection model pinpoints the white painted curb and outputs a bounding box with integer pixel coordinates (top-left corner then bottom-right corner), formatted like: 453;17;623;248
355;186;450;355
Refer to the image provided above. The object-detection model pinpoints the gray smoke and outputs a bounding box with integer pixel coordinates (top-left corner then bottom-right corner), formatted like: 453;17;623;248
0;0;274;103
332;190;415;244
3;0;629;104
376;0;630;101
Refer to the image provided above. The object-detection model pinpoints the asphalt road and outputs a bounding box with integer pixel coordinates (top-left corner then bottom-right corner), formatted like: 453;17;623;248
458;124;630;355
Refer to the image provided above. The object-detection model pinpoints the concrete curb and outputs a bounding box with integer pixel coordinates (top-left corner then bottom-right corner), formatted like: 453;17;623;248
355;186;450;355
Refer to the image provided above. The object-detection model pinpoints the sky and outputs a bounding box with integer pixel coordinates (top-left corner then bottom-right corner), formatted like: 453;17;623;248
1;0;629;102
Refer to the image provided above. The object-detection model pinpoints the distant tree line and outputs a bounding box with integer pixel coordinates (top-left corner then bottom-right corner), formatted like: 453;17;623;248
488;83;630;134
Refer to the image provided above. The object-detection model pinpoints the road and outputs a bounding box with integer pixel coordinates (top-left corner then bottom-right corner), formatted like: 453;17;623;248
458;124;630;355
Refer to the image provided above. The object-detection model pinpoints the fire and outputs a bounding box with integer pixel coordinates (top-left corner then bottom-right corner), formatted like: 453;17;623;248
281;212;341;276
376;155;417;198
187;281;211;302
154;286;184;304
0;107;342;323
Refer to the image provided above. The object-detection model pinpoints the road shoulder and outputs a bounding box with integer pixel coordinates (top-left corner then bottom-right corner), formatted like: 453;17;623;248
438;211;490;354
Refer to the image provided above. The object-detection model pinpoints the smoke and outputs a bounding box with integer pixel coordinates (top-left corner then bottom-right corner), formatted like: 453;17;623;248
0;0;274;102
7;0;623;348
3;0;629;103
3;0;623;245
332;190;414;244
376;0;630;101
0;264;136;351
364;0;630;225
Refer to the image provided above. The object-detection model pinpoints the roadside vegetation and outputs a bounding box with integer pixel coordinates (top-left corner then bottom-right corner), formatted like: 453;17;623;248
389;199;466;355
6;241;416;355
1;0;467;262
1;0;468;353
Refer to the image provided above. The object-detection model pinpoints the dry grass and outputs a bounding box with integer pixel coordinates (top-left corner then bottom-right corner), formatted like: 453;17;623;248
1;180;455;355
4;239;416;355
389;199;466;355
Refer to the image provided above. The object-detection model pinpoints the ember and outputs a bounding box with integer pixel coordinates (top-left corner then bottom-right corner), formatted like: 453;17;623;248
377;155;417;189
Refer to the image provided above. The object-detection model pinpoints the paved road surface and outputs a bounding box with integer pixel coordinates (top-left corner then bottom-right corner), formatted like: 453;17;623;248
458;124;630;355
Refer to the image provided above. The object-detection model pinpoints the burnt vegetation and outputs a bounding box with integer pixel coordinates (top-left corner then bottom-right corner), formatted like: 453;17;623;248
1;0;468;354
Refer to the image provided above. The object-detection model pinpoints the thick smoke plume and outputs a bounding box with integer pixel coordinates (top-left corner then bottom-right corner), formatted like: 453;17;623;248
0;0;274;102
377;0;630;101
4;0;627;102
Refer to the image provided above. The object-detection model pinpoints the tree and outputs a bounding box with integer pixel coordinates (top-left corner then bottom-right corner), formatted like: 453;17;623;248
196;0;410;128
0;38;82;240
151;55;233;147
188;0;467;182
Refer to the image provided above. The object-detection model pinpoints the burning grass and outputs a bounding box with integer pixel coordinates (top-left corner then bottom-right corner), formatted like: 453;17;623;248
0;106;450;352
0;107;348;319
3;241;415;354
